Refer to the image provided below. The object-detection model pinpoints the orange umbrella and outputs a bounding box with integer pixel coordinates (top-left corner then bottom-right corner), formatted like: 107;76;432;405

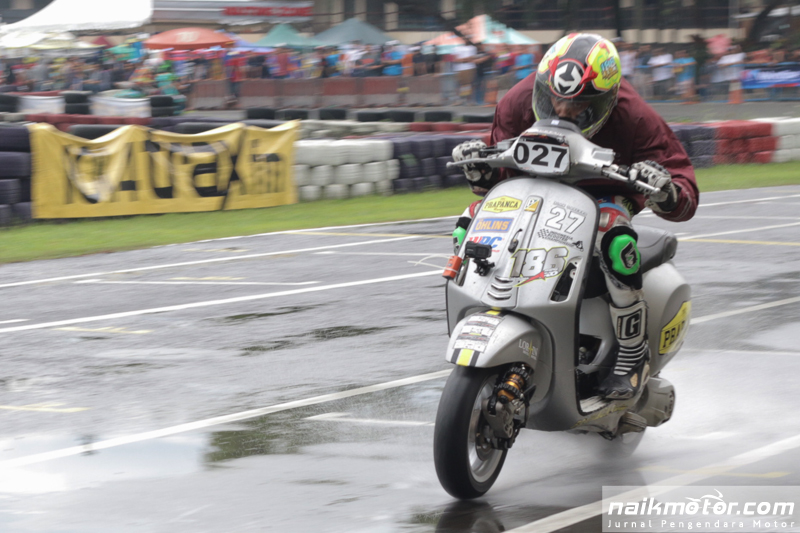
144;28;235;50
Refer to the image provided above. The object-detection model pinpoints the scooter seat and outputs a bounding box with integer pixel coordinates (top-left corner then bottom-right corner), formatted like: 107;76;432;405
637;226;678;273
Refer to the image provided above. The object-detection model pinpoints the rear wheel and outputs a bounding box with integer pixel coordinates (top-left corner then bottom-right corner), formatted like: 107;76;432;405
434;366;507;499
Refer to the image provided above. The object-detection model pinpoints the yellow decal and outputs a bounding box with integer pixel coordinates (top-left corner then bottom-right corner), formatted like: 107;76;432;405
524;198;541;213
659;301;691;355
538;34;577;74
586;39;621;91
456;349;474;366
483;196;521;213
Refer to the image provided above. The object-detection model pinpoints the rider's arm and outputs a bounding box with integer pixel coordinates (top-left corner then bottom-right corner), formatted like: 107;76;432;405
629;107;699;222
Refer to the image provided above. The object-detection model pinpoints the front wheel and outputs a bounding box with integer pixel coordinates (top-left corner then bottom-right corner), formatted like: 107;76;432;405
434;366;508;499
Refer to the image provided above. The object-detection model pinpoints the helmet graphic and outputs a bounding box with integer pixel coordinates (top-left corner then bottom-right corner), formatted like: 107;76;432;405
533;33;622;138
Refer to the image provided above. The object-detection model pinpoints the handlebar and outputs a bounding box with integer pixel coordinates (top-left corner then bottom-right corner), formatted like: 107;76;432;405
448;159;662;196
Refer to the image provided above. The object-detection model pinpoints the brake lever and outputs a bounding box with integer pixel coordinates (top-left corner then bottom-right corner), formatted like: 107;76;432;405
601;166;661;195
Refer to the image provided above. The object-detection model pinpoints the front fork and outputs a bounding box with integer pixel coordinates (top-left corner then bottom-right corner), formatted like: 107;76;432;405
480;364;535;450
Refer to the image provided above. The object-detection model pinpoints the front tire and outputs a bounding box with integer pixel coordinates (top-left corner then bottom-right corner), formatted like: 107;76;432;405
434;366;508;499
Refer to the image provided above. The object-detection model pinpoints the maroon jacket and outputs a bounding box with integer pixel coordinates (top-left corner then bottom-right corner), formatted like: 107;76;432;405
488;76;699;222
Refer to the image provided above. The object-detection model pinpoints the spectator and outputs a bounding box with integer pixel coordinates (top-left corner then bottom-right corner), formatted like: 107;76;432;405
471;43;494;105
619;41;637;80
452;43;477;102
648;47;674;99
381;43;404;77
495;44;513;75
717;45;746;96
633;44;652;99
673;49;696;101
512;44;535;81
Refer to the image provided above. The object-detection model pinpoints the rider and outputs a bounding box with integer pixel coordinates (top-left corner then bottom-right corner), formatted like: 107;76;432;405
452;33;699;400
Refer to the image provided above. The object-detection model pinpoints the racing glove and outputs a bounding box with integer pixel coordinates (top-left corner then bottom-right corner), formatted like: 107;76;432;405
452;140;494;192
631;160;680;213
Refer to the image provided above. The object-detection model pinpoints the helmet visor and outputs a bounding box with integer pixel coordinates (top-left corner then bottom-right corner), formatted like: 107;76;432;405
533;76;618;138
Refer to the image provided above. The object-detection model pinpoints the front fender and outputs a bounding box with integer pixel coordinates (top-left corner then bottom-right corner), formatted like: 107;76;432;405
445;312;545;370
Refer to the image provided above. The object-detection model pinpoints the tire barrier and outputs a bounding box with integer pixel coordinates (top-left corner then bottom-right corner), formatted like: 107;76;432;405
246;107;277;120
4;115;798;224
318;108;347;121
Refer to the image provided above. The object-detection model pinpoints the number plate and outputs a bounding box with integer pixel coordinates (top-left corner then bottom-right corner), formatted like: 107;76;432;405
512;137;570;175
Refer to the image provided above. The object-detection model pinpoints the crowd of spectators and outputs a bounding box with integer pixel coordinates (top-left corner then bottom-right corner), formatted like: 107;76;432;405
1;37;797;106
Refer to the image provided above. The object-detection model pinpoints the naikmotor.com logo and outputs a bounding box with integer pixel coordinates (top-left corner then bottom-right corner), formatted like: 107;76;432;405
602;486;800;532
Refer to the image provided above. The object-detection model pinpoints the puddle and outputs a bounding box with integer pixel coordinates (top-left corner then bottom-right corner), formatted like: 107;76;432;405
240;340;297;354
223;305;322;323
85;363;163;375
238;325;395;356
306;326;394;340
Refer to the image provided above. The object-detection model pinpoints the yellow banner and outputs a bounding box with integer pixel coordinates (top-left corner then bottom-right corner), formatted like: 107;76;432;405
29;122;298;218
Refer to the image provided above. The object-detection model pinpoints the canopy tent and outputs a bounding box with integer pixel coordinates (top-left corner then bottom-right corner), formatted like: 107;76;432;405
31;35;103;57
253;23;319;49
0;0;152;33
144;28;235;50
314;17;392;46
424;15;538;49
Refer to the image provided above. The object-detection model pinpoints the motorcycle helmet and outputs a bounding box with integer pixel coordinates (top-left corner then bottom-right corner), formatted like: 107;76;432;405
533;33;622;138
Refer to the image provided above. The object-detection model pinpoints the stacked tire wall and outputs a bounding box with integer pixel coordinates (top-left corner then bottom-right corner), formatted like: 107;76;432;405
0;126;33;226
4;116;799;226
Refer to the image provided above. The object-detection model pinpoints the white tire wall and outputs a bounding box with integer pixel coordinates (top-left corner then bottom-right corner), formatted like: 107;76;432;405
375;179;393;195
324;183;349;200
310;165;334;187
387;159;400;181
293;165;310;187
334;163;364;186
299;185;322;202
350;182;375;197
363;161;387;183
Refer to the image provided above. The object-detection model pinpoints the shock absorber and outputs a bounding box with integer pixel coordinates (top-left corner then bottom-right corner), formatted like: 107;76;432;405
488;364;534;414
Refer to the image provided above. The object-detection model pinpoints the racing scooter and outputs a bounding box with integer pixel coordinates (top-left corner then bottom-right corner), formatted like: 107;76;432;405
434;119;691;499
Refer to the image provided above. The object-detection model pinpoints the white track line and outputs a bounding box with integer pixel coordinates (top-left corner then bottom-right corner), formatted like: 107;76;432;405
0;319;27;325
74;280;320;287
305;413;434;427
315;251;451;257
0;370;451;470
698;193;800;208
691;296;800;324
2;296;798;468
681;221;800;240
0;270;442;334
509;433;800;533
0;236;419;290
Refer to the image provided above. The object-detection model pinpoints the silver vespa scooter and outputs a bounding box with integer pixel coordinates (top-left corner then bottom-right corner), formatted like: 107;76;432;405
434;119;691;499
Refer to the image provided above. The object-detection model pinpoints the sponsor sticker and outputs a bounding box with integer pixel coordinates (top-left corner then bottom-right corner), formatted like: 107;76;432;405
468;235;504;251
525;197;542;213
483;196;522;213
537;228;584;250
474;217;514;233
659;301;691;354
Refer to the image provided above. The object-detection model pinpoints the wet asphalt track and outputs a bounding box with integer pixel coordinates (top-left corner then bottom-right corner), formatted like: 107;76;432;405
0;185;799;532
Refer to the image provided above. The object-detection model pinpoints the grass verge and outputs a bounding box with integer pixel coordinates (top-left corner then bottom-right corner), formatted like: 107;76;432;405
2;161;799;264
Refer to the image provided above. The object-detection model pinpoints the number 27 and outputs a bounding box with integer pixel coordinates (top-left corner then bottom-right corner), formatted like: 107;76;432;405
545;207;585;234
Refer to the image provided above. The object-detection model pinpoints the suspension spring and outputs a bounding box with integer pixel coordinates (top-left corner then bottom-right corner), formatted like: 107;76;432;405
488;364;534;414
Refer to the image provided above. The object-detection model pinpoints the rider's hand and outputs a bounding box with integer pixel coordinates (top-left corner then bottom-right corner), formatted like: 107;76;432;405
452;140;494;191
631;160;679;212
